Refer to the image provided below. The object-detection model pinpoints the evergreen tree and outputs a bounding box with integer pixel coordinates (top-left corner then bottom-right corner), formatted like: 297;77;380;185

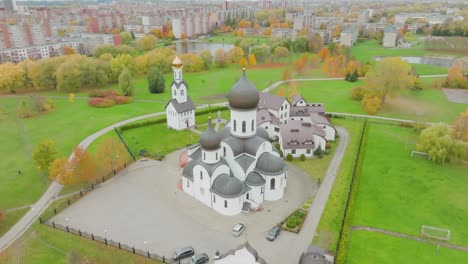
147;67;165;94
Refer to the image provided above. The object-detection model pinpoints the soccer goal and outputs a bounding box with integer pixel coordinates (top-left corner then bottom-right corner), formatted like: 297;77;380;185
411;151;430;160
421;225;451;241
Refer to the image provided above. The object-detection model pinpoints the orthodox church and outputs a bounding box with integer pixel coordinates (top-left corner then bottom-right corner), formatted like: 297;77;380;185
181;70;288;216
165;55;196;130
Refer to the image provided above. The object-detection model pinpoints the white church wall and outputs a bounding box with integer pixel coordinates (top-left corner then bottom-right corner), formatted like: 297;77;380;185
193;165;212;207
202;148;222;164
212;195;243;216
231;109;257;138
320;124;336;141
282;148;313;158
247;185;264;204
182;177;194;196
313;135;327;151
264;173;286;201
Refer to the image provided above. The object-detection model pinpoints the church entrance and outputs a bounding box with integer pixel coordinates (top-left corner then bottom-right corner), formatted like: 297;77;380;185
246;193;250;200
185;119;189;128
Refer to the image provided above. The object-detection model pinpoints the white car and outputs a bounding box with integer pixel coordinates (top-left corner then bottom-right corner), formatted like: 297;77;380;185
232;223;246;237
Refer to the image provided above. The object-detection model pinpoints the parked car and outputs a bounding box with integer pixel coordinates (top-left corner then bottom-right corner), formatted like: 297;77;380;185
232;223;246;237
190;253;209;264
266;226;281;241
172;246;195;261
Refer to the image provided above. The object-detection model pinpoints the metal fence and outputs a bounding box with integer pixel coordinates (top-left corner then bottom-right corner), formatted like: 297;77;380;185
42;220;173;263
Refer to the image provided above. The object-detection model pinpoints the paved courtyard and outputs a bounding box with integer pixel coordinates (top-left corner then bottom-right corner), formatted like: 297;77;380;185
52;149;316;263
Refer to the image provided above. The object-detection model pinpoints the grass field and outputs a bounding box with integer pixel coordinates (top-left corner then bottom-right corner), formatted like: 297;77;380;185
343;123;468;263
0;223;160;264
0;208;29;237
312;119;364;251
346;231;468;264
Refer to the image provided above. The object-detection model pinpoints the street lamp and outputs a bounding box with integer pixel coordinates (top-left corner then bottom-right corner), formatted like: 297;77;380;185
104;228;108;238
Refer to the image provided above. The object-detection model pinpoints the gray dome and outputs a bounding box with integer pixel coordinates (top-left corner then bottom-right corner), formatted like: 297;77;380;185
245;171;266;186
211;174;245;198
255;152;286;175
199;119;221;150
256;126;270;141
218;125;231;139
227;70;260;109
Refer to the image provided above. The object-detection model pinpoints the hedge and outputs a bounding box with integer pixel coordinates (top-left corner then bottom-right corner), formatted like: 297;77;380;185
335;120;368;264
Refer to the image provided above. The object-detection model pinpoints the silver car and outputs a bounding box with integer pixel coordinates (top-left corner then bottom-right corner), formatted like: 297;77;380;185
232;223;246;237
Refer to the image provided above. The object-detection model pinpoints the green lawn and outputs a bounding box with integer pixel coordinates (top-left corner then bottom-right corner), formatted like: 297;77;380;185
0;223;160;264
350;123;468;246
346;230;468;264
312;119;364;251
0;97;164;210
272;80;466;123
0;208;29;237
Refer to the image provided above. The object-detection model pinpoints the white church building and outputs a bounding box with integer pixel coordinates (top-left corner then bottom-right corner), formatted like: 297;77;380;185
181;70;288;216
165;55;196;130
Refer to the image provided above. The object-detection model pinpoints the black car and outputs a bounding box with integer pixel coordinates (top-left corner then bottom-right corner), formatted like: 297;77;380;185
172;246;195;261
266;226;281;241
190;253;209;264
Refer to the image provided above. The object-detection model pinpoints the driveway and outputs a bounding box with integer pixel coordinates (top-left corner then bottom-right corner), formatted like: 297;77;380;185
51;149;316;263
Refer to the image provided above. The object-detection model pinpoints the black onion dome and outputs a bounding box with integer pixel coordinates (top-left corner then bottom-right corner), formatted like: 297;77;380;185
199;118;221;150
227;69;260;109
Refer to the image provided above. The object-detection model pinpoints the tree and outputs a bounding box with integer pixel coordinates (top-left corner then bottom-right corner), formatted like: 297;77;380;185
288;82;298;101
307;34;323;53
277;86;286;97
96;137;127;175
273;47;289;60
323;55;347;77
33;139;58;172
292;37;308;53
120;31;133;45
119;67;134;96
239;57;248;68
364;57;414;103
180;53;205;72
0;62;25;93
199;50;213;70
150;28;164;39
110;54;136;82
294;53;308;74
50;146;98;185
62;46;76;55
332;26;341;38
56;57;82;92
137;35;156;51
318;47;331;61
214;49;229;68
282;68;292;80
147;67;165;94
446;61;467;89
229;47;244;64
361;94;382;115
49;157;72;185
417;124;465;164
453;110;468;141
248;54;257;66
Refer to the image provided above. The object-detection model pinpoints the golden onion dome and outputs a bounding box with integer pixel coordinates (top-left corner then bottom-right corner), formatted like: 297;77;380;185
172;54;183;68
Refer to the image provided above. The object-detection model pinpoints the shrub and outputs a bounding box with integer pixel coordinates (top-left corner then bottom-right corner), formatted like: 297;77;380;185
294;210;306;219
314;147;323;158
299;154;306;161
303;204;310;209
286;153;293;161
306;199;312;204
325;142;332;150
361;94;382;115
286;216;299;228
114;96;132;105
88;89;119;98
349;86;366;101
88;98;116;108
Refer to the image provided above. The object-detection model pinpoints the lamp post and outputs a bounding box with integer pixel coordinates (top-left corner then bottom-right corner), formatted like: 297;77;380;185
104;228;108;238
144;241;148;257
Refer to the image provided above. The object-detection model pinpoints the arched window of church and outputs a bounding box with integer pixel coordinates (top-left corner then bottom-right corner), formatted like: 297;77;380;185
242;121;246;133
216;152;218;160
234;120;237;131
251;120;254;131
270;178;276;190
200;171;203;180
224;200;228;208
173;90;176;96
223;147;226;156
181;90;184;96
203;153;206;160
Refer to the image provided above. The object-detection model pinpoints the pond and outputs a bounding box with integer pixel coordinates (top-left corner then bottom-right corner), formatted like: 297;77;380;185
175;41;234;55
375;56;461;68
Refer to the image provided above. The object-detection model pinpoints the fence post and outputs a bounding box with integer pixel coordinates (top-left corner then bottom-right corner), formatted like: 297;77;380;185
92;233;94;240
118;242;121;249
147;251;150;258
54;207;57;215
67;199;71;205
132;247;135;254
163;256;165;263
79;230;82;236
124;162;126;168
80;190;83;197
92;184;94;190
52;221;55;228
105;238;108;245
102;176;105;183
39;217;42;224
66;226;69;233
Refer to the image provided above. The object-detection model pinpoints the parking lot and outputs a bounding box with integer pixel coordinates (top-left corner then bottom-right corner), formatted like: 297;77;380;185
52;149;316;263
